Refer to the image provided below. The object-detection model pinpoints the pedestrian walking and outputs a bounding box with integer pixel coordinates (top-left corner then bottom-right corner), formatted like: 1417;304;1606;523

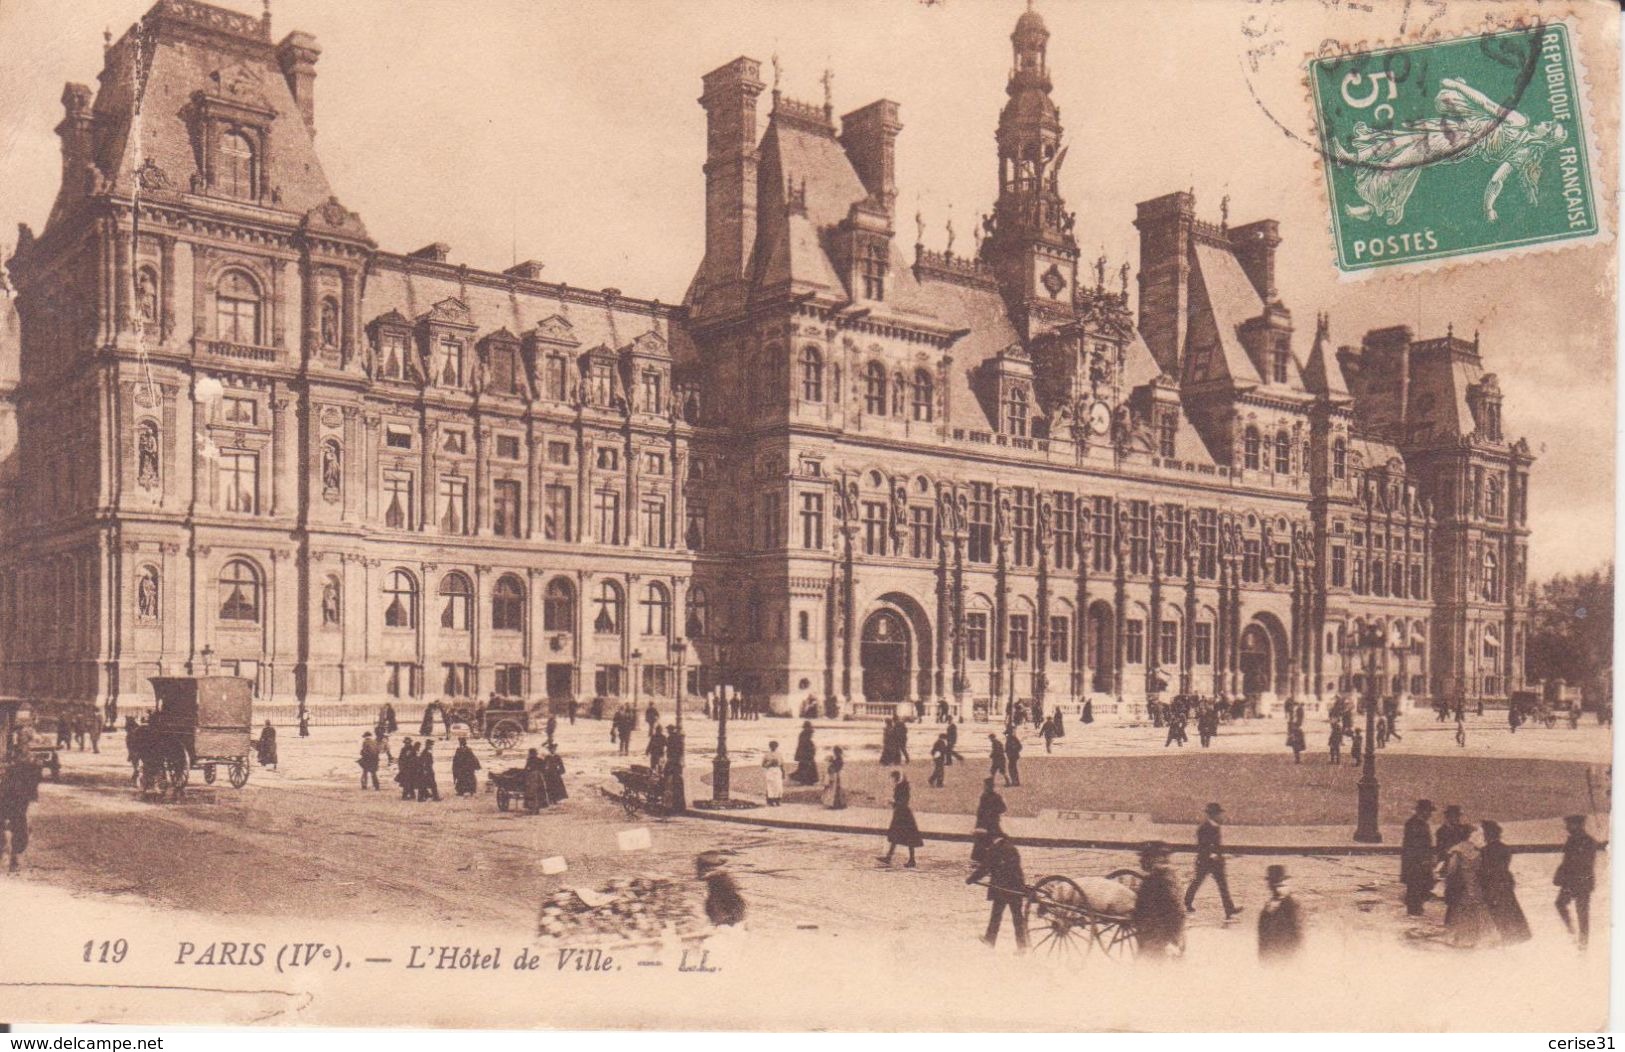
1052;707;1066;739
1456;712;1468;747
1327;723;1343;764
298;711;311;738
73;715;86;751
1442;825;1491;948
1374;713;1388;748
1132;842;1185;959
1555;814;1605;950
791;721;819;785
878;770;922;868
1479;819;1530;945
522;748;549;812
419;702;436;737
1040;716;1058;753
928;734;949;787
396;738;418;799
879;718;900;766
896;719;911;765
544;714;558;748
646;724;668;772
1287;721;1306;764
697;852;746;928
451;737;481;797
761;741;785;806
1004;727;1023;787
88;716;101;755
988;734;1008;786
823;746;847;809
417;740;441;801
384;702;399;733
972;777;1006;864
358;732;382;790
255;720;278;770
1349;727;1363;764
1257;864;1304;963
1401;799;1437;915
542;743;569;803
1184;802;1241;920
967;834;1028;951
945;719;964;765
0;756;42;872
645;702;659;736
1436;804;1470;862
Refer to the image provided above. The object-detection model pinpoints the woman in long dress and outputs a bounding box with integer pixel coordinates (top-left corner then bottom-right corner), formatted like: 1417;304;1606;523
761;741;785;806
541;744;568;803
879;770;922;868
823;746;846;810
791;722;819;785
1479;820;1531;945
1442;825;1493;948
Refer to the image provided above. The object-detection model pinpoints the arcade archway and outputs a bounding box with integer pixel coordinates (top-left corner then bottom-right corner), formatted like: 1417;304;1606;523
860;609;911;703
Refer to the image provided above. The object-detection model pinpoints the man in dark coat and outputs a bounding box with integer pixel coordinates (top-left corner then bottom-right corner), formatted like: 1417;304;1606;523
451;737;481;797
967;834;1028;950
896;719;910;764
878;770;922;867
522;748;549;812
417;739;440;801
646;724;667;772
1004;727;1023;786
972;777;1007;863
928;733;949;787
945;719;964;765
988;734;1008;786
396;738;418;799
1555;814;1606;949
664;725;686;812
1185;802;1241;919
644;702;659;735
1435;804;1470;863
359;732;381;790
1401;799;1437;915
1;757;42;871
1257;864;1304;962
1132;842;1185;959
791;722;819;785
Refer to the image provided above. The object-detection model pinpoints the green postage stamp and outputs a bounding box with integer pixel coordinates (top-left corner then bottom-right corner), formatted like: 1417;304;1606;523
1310;24;1599;273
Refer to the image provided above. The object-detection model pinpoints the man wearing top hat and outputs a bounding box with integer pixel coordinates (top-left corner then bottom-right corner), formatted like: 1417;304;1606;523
1257;864;1303;962
1185;801;1241;920
1401;799;1437;915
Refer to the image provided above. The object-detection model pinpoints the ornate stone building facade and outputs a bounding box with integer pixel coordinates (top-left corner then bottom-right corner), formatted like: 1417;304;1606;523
0;1;1533;720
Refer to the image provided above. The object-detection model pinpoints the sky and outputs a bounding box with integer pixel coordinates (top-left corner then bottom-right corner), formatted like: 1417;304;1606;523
0;0;1614;578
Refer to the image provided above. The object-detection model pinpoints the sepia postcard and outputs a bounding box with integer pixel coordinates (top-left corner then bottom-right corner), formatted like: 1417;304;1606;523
0;0;1616;1033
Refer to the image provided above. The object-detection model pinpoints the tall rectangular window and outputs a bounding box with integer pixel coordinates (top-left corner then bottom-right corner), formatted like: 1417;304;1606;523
380;334;409;381
760;492;782;549
593;489;621;544
1091;496;1114;572
385;662;420;699
1197;508;1218;579
383;471;414;529
1012;487;1035;567
862;501;888;556
437;476;468;535
1243;538;1261;583
1128;500;1151;574
1008;614;1030;661
493;480;522;538
1163;503;1184;576
642;496;667;548
640;371;663;414
968;483;994;564
1159;620;1179;665
1331;544;1347;587
544;484;573;542
686;502;707;550
495;665;525;696
1273;540;1292;585
220;451;258;514
1048;616;1069;664
1158;414;1177;459
910;506;935;559
1052;493;1075;570
437;338;464;388
800;493;825;550
1193;622;1213;665
1125;619;1144;664
965;612;988;663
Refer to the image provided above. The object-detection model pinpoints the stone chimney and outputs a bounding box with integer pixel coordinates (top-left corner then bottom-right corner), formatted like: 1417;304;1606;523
1229;219;1281;304
276;31;321;135
698;57;766;289
840;100;902;213
409;242;450;263
1133;190;1196;379
55;83;94;194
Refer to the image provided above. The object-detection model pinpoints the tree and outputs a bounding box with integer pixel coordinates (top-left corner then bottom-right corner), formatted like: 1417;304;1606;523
1526;565;1613;702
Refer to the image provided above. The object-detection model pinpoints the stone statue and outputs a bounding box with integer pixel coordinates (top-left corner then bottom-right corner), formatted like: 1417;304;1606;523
1114;509;1129;561
136;270;158;323
915;209;925;245
319;298;339;349
891;483;909;555
137;422;160;489
136;566;159;621
321;578;341;626
1036;497;1053;555
321;442;342;497
995;494;1012;548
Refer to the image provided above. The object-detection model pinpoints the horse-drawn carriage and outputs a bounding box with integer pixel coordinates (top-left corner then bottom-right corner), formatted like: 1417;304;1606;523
610;764;674;818
129;677;253;795
977;866;1146;958
442;698;529;751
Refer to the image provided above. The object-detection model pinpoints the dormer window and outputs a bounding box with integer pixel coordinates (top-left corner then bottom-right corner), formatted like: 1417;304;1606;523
1332;438;1348;479
378;333;408;381
1243;427;1261;470
1005;386;1029;437
640;371;663;414
1485;399;1502;440
1157;413;1177;458
1272;344;1290;384
861;242;887;301
864;362;887;415
436;338;464;388
1274;430;1291;473
587;361;614;406
490;344;521;395
218;129;257;200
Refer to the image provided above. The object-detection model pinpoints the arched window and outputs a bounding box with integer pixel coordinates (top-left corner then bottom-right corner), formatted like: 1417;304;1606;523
1243;427;1261;470
912;369;934;422
1006;386;1029;437
217;559;261;623
891;372;906;416
542;578;575;632
219;129;257;199
1274;430;1291;473
135;266;160;323
215;269;261;344
864;362;887;415
641;581;671;635
439;572;473;630
492;574;524;632
383;569;417;629
1483;548;1500;601
1332;437;1347;480
800;347;823;402
686;585;709;639
593;580;623;635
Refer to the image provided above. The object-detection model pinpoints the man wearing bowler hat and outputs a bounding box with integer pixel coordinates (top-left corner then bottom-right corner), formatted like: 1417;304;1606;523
1185;802;1241;920
1401;799;1437;915
1257;864;1303;962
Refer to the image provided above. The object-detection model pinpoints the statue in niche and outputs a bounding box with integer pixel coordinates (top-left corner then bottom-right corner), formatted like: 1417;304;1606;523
137;421;160;490
135;270;158;324
321;442;342;500
321;578;341;627
319;298;340;350
136;566;159;621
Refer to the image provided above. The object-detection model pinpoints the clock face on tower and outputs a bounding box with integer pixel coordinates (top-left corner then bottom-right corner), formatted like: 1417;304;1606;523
1089;400;1112;435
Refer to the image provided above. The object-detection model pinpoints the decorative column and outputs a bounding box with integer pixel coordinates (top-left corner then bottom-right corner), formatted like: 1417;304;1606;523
269;391;288;517
474;424;490;535
1112;508;1127;700
113;226;132;333
1033;495;1052;714
934;517;949;704
158;235;177;342
1183;533;1198;694
992;491;1011;714
1074;501;1091;700
1147;508;1164;698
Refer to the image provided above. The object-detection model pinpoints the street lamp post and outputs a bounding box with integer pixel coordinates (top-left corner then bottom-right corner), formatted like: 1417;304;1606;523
200;645;214;676
1352;622;1384;843
630;648;642;714
1007;646;1021;723
672;639;686;730
711;634;732;804
668;638;687;812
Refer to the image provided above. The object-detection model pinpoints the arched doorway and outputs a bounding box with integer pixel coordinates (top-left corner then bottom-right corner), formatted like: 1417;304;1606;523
1087;601;1114;693
861;610;911;703
1240;623;1273;697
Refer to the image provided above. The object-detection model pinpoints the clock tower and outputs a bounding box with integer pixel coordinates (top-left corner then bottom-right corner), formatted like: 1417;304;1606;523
980;2;1080;343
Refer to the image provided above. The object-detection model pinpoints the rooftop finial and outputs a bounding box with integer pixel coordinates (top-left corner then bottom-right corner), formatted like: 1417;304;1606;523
820;67;834;117
1220;193;1230;230
262;0;271;30
1095;252;1107;289
103;26;112;50
945;208;956;257
771;53;781;95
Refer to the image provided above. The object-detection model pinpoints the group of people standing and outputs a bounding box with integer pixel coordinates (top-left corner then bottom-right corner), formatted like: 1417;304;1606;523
1402;800;1603;950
